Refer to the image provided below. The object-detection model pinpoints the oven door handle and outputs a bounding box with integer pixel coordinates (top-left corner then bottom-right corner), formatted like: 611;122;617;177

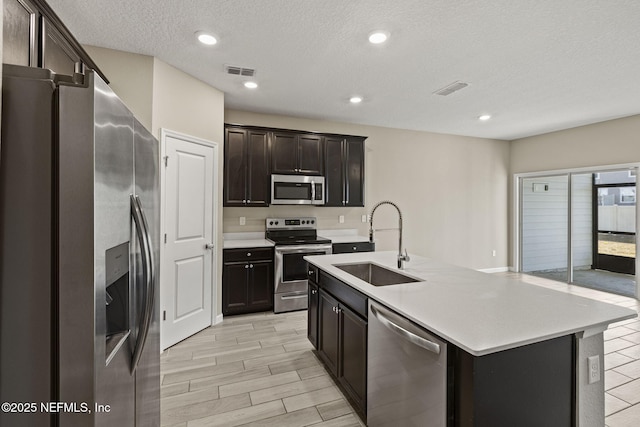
275;244;332;253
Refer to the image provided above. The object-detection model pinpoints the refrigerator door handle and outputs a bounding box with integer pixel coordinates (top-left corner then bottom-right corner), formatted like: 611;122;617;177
130;194;155;373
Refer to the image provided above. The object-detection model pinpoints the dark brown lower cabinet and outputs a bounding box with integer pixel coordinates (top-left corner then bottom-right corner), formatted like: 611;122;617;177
317;288;367;419
338;304;367;414
318;290;340;375
222;248;274;315
307;282;319;348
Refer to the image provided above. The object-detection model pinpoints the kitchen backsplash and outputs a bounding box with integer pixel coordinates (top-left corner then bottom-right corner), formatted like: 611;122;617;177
223;206;368;233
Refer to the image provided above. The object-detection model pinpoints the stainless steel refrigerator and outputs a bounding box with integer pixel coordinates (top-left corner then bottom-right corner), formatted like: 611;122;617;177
0;64;160;426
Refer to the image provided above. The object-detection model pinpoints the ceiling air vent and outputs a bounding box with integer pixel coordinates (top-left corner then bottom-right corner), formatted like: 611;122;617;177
225;65;255;77
433;81;469;96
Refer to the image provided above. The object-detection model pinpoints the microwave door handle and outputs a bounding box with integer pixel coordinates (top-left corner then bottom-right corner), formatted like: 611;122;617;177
130;195;155;373
311;180;315;201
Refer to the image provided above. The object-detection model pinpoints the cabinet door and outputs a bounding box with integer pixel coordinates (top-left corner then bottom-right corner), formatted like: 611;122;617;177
318;290;340;376
339;304;367;413
246;130;270;206
224;127;248;206
248;261;273;310
344;138;365;207
324;137;345;206
3;0;38;66
298;134;323;175
222;262;249;315
307;282;319;349
41;18;82;77
271;132;298;174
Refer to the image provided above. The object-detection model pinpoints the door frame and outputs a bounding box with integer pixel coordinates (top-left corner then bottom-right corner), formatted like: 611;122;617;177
512;162;640;299
159;128;219;351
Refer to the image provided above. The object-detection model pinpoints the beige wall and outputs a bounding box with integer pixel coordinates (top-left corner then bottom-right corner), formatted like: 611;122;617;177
510;115;640;174
226;110;510;270
83;46;154;130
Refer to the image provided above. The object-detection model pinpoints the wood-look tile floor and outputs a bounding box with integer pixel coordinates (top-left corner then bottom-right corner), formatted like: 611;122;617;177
161;273;640;427
160;310;365;427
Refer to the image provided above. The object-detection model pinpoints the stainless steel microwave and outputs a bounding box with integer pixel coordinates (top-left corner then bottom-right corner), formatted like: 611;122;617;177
271;174;325;205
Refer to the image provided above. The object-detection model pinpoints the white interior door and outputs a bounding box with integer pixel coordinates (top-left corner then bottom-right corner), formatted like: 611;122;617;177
161;131;216;349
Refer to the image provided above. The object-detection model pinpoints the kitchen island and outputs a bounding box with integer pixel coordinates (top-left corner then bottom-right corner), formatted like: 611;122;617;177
304;251;637;426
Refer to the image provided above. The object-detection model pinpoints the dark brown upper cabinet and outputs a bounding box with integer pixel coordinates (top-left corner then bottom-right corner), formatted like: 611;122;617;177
3;0;107;81
324;137;366;207
271;131;323;175
224;126;270;206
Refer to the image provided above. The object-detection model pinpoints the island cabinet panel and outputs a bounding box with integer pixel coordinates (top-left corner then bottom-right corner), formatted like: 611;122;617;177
324;137;365;207
318;289;340;375
224;126;270;206
307;281;319;348
271;131;323;175
312;272;368;419
453;334;574;427
339;304;367;414
222;248;274;315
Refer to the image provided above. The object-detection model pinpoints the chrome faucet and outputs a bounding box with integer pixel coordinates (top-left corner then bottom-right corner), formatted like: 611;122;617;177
369;200;410;269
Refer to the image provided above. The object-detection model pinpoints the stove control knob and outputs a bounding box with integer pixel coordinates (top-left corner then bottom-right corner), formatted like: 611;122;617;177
269;221;273;225
311;220;315;224
275;221;279;225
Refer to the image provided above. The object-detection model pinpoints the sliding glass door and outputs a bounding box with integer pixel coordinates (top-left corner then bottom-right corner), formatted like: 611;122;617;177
519;168;637;298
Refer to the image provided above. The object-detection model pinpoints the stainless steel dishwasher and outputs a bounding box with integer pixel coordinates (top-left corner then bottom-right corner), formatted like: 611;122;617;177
368;301;448;426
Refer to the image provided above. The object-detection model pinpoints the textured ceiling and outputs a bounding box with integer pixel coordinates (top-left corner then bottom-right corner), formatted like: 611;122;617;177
47;0;640;140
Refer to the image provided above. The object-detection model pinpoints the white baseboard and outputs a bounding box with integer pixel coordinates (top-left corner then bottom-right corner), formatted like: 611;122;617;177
477;266;510;273
215;314;224;325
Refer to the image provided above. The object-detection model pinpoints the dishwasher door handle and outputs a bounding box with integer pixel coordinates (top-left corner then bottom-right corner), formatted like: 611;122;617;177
370;304;441;355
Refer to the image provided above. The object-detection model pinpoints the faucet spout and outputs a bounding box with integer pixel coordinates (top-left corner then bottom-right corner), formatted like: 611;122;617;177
368;201;410;269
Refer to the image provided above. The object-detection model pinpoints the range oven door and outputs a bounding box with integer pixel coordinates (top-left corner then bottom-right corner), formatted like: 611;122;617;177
274;244;331;312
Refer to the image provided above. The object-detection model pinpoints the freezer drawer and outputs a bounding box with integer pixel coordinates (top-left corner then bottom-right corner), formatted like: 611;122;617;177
367;301;448;426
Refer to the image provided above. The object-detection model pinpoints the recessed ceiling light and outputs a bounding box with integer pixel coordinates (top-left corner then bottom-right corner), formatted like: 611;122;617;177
244;81;258;89
196;31;217;46
478;114;492;121
349;96;363;104
368;31;389;44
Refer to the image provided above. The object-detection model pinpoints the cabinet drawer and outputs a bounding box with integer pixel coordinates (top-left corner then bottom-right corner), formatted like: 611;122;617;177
319;270;368;319
223;247;273;263
332;242;375;254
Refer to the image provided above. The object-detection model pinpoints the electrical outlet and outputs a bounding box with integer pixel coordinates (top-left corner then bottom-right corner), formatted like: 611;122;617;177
362;214;367;223
239;216;246;226
339;215;345;224
588;355;600;384
492;249;496;257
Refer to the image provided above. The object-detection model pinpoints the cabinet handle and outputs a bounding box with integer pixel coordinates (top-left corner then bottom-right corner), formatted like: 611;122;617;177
353;246;357;251
247;252;252;257
308;270;314;275
311;289;317;295
244;264;249;269
249;264;254;268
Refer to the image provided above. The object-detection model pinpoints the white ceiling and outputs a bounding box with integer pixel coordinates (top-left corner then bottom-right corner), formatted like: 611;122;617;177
47;0;640;140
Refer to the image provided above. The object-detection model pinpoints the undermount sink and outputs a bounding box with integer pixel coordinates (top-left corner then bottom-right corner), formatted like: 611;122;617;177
333;262;420;286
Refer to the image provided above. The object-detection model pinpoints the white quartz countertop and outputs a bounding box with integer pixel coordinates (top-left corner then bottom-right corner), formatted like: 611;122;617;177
323;235;371;244
317;229;370;244
304;251;637;356
223;232;274;249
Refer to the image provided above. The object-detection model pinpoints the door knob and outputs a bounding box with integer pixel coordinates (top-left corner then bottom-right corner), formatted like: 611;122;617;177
205;243;215;250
